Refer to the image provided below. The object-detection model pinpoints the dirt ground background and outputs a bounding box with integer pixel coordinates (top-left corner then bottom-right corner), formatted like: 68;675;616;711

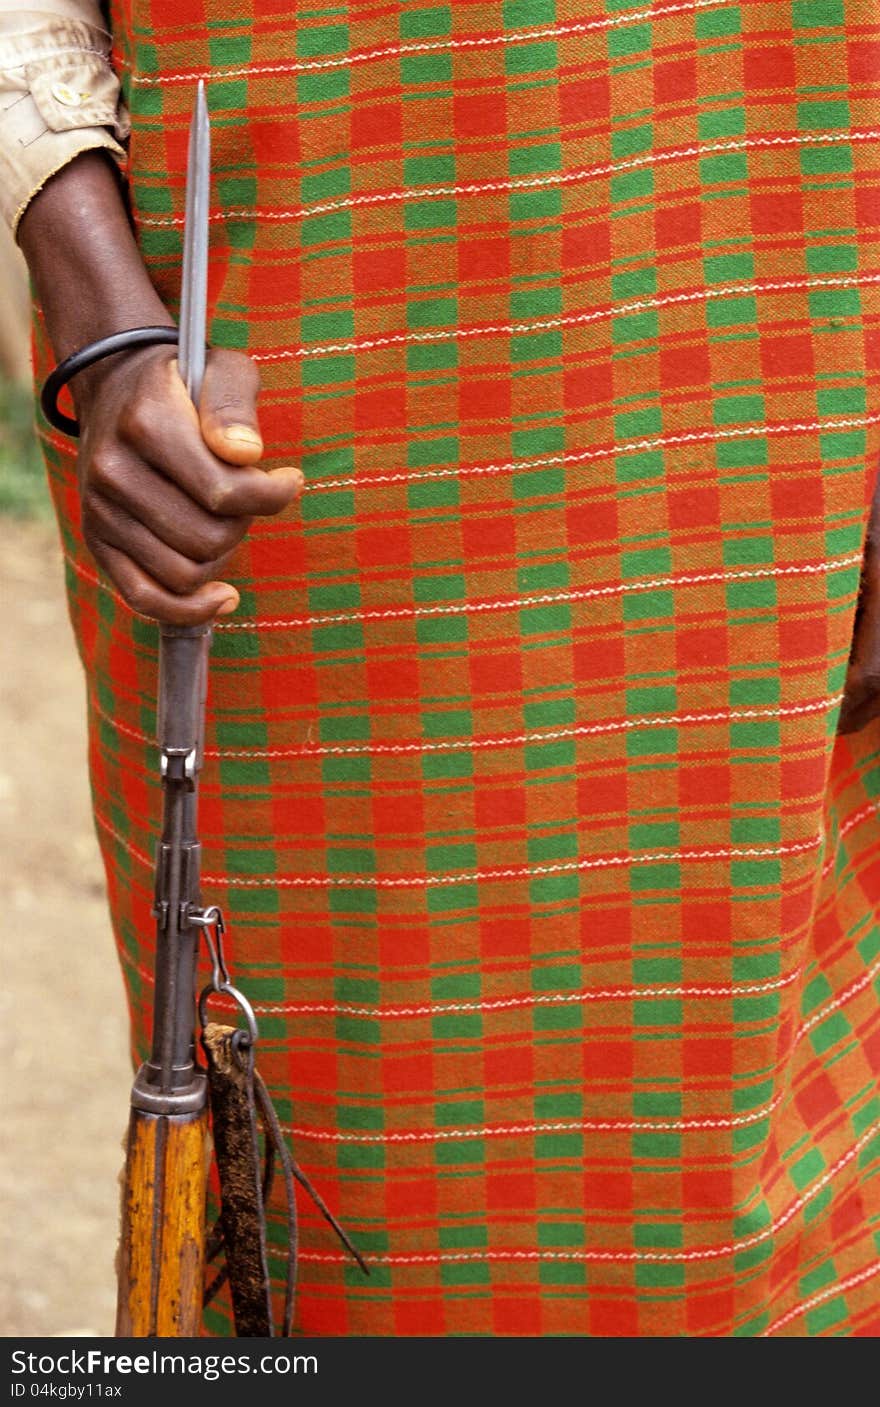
0;518;131;1336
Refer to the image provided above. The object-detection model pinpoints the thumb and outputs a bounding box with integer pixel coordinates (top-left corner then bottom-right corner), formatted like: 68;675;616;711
197;348;264;465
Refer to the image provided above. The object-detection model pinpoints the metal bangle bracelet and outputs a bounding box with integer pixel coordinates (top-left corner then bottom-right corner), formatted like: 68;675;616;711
40;325;181;438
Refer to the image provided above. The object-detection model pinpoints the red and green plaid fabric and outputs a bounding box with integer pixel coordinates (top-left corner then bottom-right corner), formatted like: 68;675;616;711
36;0;880;1335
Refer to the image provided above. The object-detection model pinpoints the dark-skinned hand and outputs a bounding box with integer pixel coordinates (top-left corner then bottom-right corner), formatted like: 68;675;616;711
74;344;302;623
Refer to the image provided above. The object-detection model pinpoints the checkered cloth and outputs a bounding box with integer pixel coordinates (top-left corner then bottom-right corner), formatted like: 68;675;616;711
36;0;880;1335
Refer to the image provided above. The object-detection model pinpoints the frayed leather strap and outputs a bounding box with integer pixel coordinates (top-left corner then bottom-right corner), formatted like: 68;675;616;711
202;1022;368;1337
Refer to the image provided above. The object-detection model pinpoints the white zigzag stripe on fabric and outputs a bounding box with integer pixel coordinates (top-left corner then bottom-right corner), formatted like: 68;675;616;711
197;834;825;890
127;0;731;87
278;1093;786;1144
134;129;880;227
762;1262;880;1336
216;551;865;634
290;1124;880;1264
212;695;843;761
255;272;880;363
298;415;880;494
87;691;844;757
260;969;800;1021
94;810;826;888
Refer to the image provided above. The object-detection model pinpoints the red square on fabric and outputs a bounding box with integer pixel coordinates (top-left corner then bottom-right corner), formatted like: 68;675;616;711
493;1300;541;1335
684;1169;732;1209
744;45;796;90
394;1300;446;1336
356;386;405;433
352;102;401;148
668;486;720;530
454;91;507;137
366;655;420;701
848;40;880;81
795;1071;839;1126
357;525;410;568
656;201;700;251
474;782;526;826
384;1052;433;1094
566;496;617;546
577;769;627;820
372;791;424;838
675;624;728;670
585;1040;633;1081
761;333;815;380
484;1042;532;1091
683;1038;732;1077
564;361;613;411
770;470;823;522
654;58;696;105
480;916;532;957
590;1299;639;1337
487;1171;534;1210
354;246;406;293
686;1289;734;1335
831;1190;865;1240
661;342;711;389
562;219;611;269
459;235;510;283
462;512;516;559
388;1176;439;1218
460;373;512;422
585;1172;632;1211
469;649;523;696
751;191;803;234
559;75;610;125
573;634;626;682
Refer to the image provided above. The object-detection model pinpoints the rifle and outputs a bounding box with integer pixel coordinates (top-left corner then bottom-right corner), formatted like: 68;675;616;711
115;83;214;1337
114;86;366;1337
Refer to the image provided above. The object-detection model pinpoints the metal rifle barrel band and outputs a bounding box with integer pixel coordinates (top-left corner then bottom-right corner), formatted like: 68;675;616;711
40;325;181;437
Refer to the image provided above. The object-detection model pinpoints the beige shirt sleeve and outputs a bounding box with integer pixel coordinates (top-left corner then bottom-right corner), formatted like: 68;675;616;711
0;1;129;237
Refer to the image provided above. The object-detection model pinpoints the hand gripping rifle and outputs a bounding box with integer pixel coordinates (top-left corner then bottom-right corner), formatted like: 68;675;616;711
114;86;366;1337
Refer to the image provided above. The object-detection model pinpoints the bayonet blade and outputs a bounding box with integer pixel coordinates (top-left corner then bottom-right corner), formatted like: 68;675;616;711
178;79;210;404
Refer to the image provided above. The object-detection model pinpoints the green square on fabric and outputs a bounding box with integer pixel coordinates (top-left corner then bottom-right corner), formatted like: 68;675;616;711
611;124;653;159
810;287;860;319
696;7;741;35
806;244;857;274
401;54;453;84
510;189;562;222
800;146;852;176
401;7;452;37
298;70;349;104
405;154;456;186
611;168;654;204
798;100;851;130
613;311;658;343
297;25;349;57
793;0;844;22
505;41;558;74
700;152;748;184
608;24;651;57
612;267;656;300
698;108;745;140
510;143;563;178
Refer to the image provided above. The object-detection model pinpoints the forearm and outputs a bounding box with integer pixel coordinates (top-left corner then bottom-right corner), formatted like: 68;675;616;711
18;150;171;401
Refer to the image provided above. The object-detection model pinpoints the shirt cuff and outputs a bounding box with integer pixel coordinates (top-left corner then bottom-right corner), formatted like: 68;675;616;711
0;18;129;236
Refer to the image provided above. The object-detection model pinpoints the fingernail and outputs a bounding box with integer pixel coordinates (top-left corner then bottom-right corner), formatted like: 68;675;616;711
224;424;263;447
216;595;238;616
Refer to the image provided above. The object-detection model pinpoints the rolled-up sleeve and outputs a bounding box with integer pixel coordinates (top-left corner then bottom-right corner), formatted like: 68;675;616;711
0;1;129;237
